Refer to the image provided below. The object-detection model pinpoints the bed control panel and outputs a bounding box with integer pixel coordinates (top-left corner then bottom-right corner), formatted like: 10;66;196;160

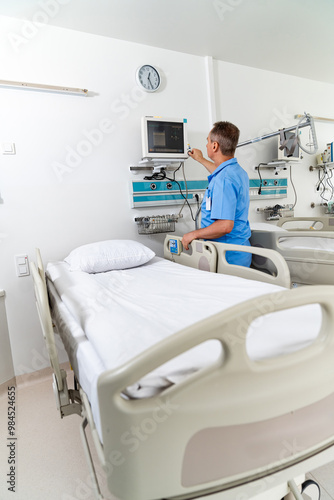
169;238;182;255
164;235;218;272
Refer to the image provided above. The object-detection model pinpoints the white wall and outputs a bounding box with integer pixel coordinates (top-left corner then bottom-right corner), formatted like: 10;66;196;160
0;16;209;376
1;15;334;377
213;59;334;219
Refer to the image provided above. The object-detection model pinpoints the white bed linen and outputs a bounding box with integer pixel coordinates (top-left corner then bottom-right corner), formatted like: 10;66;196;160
47;257;321;441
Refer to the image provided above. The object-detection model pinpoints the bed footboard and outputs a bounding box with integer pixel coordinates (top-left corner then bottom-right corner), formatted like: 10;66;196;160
97;285;334;500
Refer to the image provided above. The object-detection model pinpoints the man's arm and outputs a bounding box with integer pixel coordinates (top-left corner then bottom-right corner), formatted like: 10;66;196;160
188;148;215;174
181;219;234;250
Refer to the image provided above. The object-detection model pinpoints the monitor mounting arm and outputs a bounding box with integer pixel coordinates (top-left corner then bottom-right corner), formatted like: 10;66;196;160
236;112;318;155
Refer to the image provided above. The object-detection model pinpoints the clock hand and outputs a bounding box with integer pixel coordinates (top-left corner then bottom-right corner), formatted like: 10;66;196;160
147;73;153;89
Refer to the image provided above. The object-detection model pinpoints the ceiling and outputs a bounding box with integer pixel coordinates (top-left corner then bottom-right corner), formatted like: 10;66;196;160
1;0;334;84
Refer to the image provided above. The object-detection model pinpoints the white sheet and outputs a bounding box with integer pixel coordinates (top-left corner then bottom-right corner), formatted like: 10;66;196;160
47;257;322;440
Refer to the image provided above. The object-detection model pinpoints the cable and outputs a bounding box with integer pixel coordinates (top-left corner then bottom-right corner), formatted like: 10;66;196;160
143;162;196;221
318;169;328;202
316;165;334;203
289;165;297;208
295;113;318;155
316;169;325;192
177;163;188;217
143;170;166;181
164;172;196;221
325;167;334;200
194;194;202;230
256;163;267;194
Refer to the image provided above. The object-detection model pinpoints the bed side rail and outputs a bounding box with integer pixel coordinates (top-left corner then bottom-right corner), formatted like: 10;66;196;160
98;285;334;500
31;249;81;418
99;286;334;403
277;216;334;231
164;235;217;272
164;235;291;288
214;241;291;288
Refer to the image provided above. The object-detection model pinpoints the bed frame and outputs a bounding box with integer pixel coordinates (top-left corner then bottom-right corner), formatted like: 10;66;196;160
277;215;334;231
164;235;291;288
31;245;334;500
250;217;334;285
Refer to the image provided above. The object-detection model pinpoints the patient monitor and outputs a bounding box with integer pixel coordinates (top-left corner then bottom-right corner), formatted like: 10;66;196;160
141;116;189;161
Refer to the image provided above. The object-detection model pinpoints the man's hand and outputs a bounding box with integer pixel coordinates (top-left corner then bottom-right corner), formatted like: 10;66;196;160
181;231;197;250
188;148;215;173
181;220;234;250
188;148;204;162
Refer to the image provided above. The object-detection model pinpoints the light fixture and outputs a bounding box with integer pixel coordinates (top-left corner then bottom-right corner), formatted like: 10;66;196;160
0;79;88;96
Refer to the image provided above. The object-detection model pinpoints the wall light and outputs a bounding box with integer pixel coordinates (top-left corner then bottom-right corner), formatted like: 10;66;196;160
0;79;88;96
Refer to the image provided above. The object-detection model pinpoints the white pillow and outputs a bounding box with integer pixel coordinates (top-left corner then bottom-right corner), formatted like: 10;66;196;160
64;240;155;273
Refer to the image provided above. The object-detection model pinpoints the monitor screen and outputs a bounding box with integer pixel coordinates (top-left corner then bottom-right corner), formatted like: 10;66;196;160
141;117;188;160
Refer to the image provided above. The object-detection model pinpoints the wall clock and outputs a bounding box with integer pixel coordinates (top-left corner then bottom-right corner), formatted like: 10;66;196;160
136;64;161;92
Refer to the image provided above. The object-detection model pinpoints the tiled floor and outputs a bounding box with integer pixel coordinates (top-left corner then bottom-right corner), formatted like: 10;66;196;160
0;365;333;500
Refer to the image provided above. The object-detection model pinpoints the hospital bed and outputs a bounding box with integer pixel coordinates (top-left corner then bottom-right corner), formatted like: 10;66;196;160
30;238;334;500
250;217;334;285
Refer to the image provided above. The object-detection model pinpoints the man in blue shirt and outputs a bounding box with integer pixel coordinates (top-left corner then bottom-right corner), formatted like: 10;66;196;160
182;121;251;267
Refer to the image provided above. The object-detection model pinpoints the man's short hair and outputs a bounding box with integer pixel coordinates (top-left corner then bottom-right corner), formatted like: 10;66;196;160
210;121;240;156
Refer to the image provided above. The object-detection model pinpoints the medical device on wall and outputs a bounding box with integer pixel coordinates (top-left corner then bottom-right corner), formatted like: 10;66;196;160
130;116;200;232
276;130;301;161
309;141;334;211
237;112;318;157
316;142;334;165
141;116;189;161
256;204;294;221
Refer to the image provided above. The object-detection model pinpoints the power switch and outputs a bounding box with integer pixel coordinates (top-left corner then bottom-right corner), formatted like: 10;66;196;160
15;254;30;277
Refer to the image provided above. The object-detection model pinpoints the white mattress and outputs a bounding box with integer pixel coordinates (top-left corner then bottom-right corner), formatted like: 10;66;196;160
46;257;321;441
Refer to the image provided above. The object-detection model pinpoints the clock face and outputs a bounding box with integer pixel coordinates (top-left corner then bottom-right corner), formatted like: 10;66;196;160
136;65;161;92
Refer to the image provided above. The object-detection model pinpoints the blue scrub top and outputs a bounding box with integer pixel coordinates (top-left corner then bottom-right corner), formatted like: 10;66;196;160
201;157;251;267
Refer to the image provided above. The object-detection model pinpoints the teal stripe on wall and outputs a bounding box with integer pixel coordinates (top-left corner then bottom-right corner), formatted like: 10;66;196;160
133;194;194;203
132;180;208;193
249;178;288;188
